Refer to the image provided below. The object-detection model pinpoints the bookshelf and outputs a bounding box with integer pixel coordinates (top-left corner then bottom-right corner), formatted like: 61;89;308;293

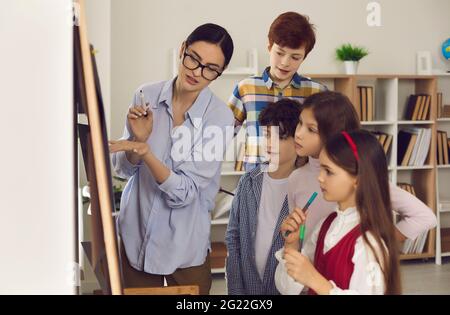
306;74;439;261
435;74;450;265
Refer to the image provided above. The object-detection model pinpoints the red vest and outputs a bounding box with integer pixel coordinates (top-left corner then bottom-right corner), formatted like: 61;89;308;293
309;212;361;295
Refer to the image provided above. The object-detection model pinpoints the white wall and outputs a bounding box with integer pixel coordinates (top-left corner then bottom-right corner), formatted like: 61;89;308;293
0;0;76;294
108;0;450;139
86;0;111;134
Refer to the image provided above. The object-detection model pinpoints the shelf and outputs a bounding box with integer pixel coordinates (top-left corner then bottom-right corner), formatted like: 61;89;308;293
434;73;450;77
397;165;434;170
221;171;245;176
397;120;434;125
439;202;450;213
361;121;394;126
211;267;225;274
437;165;450;169
211;217;229;225
437;118;450;122
400;253;434;261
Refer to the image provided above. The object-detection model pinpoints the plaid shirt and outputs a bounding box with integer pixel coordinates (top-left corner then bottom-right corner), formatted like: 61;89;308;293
227;67;327;171
225;165;290;295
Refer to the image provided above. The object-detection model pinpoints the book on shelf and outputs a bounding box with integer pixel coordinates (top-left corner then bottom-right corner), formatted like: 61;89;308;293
437;130;449;165
437;92;442;118
398;183;428;255
357;86;375;121
398;183;416;196
397;128;431;166
210;242;227;269
370;131;393;155
403;94;431;121
442;105;450;118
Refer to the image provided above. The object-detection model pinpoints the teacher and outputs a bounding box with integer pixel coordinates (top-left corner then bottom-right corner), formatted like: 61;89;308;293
110;23;234;294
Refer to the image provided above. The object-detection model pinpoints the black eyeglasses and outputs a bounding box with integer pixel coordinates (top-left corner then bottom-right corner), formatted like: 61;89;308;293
182;50;223;81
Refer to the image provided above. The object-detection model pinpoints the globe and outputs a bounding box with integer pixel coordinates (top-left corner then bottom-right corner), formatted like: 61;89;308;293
443;38;450;60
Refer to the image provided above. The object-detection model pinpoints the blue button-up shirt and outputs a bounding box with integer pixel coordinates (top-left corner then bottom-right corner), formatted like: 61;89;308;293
112;78;234;275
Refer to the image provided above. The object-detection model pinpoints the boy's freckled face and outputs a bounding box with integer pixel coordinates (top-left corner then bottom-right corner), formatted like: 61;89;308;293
268;43;306;83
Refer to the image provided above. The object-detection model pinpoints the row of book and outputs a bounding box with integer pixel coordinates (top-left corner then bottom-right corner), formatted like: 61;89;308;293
402;231;428;255
397;183;428;255
403;94;431;121
357;86;375;121
210;242;227;269
397;128;431;166
397;183;417;196
371;131;393;155
437;92;450;118
437;130;450;165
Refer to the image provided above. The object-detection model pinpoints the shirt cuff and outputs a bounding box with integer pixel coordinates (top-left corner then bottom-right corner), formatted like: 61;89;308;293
118;151;142;169
274;249;305;295
158;170;179;193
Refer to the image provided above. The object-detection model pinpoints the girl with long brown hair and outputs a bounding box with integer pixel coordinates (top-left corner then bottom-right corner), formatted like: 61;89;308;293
276;130;401;294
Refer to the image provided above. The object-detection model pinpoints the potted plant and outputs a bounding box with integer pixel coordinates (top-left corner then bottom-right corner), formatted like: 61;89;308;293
336;43;369;74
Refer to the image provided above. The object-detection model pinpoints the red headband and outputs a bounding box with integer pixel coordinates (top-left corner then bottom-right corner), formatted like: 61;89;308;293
341;131;359;161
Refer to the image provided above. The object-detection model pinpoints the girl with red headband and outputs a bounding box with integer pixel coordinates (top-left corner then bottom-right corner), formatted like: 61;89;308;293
276;130;401;294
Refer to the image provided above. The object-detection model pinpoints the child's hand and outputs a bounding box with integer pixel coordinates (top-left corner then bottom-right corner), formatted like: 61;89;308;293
284;248;316;288
109;140;149;157
280;207;306;249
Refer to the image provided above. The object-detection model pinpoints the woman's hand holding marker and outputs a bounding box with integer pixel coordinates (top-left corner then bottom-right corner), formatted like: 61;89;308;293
127;90;153;143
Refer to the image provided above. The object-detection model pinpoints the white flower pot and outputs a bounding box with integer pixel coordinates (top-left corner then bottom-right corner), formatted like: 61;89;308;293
344;61;359;74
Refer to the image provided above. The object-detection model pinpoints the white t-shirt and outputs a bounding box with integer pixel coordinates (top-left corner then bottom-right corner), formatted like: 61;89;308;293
255;172;288;280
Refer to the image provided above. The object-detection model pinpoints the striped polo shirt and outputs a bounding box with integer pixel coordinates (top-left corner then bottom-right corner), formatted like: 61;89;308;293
227;67;327;171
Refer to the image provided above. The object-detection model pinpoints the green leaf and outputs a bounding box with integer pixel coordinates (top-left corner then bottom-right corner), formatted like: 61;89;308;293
336;43;369;61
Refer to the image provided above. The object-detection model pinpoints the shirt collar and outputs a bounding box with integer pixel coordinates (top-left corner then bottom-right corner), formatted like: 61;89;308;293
159;77;212;129
262;67;302;89
334;206;359;222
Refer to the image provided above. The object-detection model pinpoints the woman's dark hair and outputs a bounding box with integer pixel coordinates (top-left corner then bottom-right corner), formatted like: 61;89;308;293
324;130;401;295
302;91;361;144
259;99;301;139
185;23;234;67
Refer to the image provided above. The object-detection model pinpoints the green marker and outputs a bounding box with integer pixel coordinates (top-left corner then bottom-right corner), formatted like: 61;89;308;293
283;192;318;244
299;224;306;251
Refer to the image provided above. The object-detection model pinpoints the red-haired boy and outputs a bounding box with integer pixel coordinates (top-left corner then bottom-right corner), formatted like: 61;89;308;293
228;12;327;171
